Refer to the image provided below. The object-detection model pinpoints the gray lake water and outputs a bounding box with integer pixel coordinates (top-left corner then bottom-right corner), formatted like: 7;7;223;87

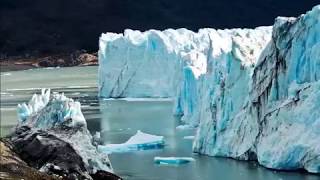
1;66;319;180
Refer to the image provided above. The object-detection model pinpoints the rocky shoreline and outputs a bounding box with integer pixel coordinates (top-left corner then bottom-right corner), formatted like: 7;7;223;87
0;139;57;180
0;50;98;72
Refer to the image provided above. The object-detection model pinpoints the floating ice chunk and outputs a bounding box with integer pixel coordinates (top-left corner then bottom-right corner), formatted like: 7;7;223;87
183;136;195;140
102;98;172;102
154;157;195;165
176;124;195;130
98;130;164;154
0;72;11;76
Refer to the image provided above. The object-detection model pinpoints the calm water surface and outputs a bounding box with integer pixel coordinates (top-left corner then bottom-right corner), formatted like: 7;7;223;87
0;67;319;180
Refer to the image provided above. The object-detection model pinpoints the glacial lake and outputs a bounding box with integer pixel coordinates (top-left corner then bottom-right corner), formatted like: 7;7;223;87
0;66;319;180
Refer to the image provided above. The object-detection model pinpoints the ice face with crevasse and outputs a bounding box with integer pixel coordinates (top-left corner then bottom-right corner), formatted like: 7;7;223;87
98;5;320;173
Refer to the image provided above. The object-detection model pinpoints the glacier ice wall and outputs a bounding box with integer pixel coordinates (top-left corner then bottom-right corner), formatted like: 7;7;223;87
193;5;320;173
98;5;320;173
98;27;272;124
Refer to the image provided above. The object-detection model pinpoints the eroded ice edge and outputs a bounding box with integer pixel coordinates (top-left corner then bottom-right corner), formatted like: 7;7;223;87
16;89;113;173
98;130;165;154
98;5;320;173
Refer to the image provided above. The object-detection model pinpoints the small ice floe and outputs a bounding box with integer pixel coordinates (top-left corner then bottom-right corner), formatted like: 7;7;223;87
1;72;11;76
102;98;172;102
93;132;102;145
183;136;195;140
98;130;164;154
119;98;172;102
154;157;195;165
45;67;60;70
0;92;13;97
66;85;93;89
176;124;195;130
93;131;101;140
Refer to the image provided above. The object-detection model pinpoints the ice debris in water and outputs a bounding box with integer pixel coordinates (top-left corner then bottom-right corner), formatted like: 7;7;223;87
183;136;195;140
176;124;196;130
98;130;164;154
154;157;195;165
17;88;86;129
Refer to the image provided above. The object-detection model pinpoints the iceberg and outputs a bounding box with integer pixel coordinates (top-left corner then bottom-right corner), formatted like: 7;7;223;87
98;130;164;154
17;89;86;128
154;157;195;165
98;5;320;173
17;88;51;122
12;89;113;177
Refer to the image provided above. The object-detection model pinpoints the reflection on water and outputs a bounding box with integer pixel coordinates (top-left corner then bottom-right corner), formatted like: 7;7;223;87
1;67;319;180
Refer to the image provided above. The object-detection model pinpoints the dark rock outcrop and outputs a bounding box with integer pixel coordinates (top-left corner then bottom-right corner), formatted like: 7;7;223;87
4;125;122;180
8;126;91;179
0;139;57;180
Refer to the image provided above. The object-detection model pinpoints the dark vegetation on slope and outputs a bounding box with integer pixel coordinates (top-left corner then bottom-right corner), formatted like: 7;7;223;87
0;0;318;57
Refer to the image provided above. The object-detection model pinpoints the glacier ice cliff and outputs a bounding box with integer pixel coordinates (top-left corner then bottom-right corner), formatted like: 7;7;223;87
99;5;320;173
98;26;272;124
193;5;320;173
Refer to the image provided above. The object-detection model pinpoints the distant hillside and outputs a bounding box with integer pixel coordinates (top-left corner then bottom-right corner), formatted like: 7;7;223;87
0;0;318;56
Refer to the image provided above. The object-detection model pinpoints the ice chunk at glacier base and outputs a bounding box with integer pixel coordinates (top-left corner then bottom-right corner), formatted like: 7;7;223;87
154;157;195;165
98;130;164;154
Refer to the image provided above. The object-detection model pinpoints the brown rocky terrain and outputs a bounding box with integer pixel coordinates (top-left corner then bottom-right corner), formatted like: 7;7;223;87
0;139;58;180
0;50;98;72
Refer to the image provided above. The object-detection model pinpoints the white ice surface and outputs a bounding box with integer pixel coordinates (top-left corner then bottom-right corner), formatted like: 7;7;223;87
154;157;195;165
98;130;164;154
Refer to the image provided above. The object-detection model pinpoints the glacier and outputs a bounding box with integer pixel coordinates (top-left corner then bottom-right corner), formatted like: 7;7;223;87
98;5;320;173
98;26;272;125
